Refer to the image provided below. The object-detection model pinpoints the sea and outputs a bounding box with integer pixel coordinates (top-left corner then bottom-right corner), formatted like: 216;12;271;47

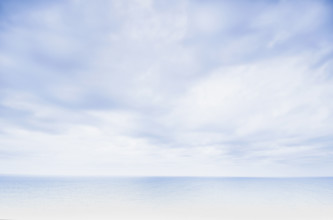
0;176;333;220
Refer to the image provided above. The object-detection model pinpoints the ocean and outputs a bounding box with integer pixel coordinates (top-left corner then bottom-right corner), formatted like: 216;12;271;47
1;176;333;220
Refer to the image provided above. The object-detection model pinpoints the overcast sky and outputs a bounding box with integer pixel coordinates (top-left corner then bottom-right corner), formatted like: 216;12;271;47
1;0;333;176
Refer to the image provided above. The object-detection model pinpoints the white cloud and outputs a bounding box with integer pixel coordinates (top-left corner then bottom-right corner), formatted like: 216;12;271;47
0;0;333;176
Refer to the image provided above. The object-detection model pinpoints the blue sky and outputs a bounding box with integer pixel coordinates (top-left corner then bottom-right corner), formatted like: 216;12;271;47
0;0;333;176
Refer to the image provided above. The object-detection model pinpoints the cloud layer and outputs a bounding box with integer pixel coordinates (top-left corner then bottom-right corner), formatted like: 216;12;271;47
1;0;333;176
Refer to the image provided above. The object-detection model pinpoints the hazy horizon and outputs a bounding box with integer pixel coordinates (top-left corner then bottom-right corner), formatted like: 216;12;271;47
1;174;333;178
1;176;333;220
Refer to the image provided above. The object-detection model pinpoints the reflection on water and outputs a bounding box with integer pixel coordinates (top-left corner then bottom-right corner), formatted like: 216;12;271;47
0;176;333;220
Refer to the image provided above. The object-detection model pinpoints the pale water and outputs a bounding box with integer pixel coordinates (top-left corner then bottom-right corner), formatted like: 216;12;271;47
0;176;333;220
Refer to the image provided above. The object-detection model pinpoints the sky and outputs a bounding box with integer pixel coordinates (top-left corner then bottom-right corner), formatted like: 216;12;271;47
0;0;333;177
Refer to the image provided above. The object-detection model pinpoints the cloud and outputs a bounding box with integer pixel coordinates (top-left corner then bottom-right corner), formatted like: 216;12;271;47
0;0;333;176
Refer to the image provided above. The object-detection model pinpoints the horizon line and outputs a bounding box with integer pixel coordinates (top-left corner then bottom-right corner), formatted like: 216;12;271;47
1;174;332;178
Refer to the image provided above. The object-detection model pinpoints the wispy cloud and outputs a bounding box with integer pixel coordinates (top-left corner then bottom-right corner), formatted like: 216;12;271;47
1;0;333;176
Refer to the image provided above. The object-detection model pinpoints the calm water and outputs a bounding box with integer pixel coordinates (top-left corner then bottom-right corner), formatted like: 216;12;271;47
1;176;333;220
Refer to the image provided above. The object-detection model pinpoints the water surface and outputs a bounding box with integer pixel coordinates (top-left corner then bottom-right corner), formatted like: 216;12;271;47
1;176;333;220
